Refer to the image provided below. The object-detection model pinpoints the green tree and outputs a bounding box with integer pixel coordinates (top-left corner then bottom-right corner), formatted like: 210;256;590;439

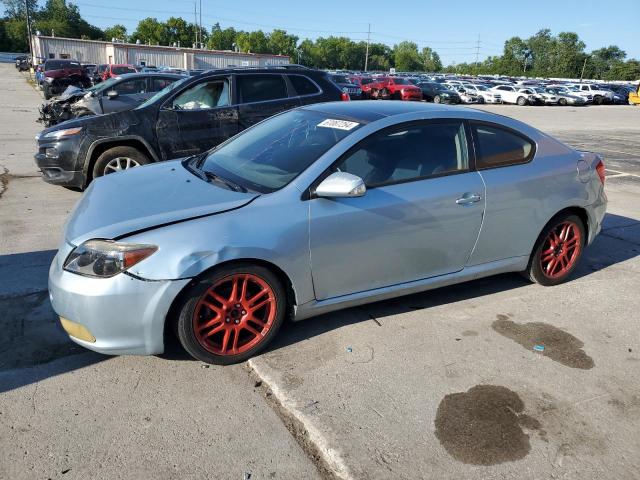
394;41;422;71
268;29;298;57
103;24;127;41
553;32;586;78
421;47;442;72
235;30;268;53
207;23;236;51
131;17;164;45
1;0;37;18
589;45;627;79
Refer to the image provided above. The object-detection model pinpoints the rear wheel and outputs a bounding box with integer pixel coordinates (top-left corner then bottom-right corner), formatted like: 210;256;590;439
526;214;585;286
434;95;442;104
558;98;567;106
176;264;287;364
593;95;603;105
92;146;150;179
516;96;527;106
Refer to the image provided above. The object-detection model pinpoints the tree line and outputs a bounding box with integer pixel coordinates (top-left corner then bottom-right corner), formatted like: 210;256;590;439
2;1;638;80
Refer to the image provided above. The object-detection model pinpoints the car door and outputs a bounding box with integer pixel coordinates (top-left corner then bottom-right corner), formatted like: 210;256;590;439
101;77;149;113
156;75;238;158
309;119;485;300
236;74;299;131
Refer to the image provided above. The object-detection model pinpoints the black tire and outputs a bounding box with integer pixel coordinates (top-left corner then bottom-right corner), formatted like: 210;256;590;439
477;96;485;104
593;95;603;105
525;213;585;286
379;88;389;100
393;91;401;100
516;96;527;106
558;98;567;106
92;146;150;179
434;95;441;104
176;263;287;365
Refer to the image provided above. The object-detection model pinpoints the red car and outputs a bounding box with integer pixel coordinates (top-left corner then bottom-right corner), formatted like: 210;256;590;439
349;76;375;99
369;76;423;101
101;64;137;81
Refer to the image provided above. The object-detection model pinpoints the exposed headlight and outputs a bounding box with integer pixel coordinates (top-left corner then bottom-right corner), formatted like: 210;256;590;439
43;127;83;139
64;239;158;278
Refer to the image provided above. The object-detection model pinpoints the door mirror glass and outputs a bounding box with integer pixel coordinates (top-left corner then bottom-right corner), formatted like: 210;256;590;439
106;90;118;99
315;172;366;198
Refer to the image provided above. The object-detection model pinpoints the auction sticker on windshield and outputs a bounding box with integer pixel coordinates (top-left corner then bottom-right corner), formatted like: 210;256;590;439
317;119;360;131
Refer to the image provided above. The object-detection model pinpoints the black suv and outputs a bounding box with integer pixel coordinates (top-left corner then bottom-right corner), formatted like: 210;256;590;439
35;67;346;189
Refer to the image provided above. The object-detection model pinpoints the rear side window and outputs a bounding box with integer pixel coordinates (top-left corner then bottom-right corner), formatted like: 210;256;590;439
152;77;177;91
237;74;287;103
110;78;147;95
472;123;534;169
288;75;320;96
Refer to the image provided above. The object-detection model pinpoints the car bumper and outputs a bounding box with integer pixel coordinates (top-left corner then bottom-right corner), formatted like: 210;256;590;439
35;134;86;188
401;92;423;101
48;242;190;356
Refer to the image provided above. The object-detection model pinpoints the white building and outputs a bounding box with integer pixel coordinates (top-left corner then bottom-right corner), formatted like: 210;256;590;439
31;35;290;69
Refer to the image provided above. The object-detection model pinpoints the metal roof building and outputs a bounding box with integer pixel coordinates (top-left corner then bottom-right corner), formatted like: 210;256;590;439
31;35;290;69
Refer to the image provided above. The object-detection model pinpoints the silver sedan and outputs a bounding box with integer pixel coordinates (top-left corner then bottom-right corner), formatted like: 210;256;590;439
49;101;607;364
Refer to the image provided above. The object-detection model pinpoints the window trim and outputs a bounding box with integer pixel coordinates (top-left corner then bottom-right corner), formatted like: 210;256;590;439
235;73;290;105
305;118;475;200
468;120;537;171
285;74;323;99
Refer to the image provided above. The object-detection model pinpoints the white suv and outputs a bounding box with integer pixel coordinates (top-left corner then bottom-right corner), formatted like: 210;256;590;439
491;85;533;106
568;84;614;104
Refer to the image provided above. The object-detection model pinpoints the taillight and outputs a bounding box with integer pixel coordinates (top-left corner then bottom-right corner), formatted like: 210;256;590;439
595;159;606;185
341;92;351;101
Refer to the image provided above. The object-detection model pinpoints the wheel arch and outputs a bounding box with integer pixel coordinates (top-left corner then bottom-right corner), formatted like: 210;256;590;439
164;257;298;345
84;136;160;185
529;206;590;261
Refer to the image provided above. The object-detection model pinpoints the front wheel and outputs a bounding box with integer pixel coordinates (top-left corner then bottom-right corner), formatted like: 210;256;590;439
92;146;150;179
176;264;287;364
434;95;441;104
525;214;585;286
516;96;527;106
593;95;603;105
558;98;567;106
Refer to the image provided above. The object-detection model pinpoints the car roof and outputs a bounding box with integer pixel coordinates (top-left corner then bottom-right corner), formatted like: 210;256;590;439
110;72;185;80
302;100;471;123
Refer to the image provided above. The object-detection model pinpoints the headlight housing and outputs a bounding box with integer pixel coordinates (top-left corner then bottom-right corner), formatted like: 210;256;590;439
43;127;83;139
64;240;158;278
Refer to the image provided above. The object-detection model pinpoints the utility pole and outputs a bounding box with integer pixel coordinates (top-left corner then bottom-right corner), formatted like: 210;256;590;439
364;23;371;72
474;34;480;74
199;0;202;48
24;0;34;66
580;56;589;82
194;2;198;48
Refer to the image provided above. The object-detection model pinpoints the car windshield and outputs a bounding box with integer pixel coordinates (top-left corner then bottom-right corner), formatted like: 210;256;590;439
135;76;189;109
197;109;364;193
474;85;489;91
112;66;137;75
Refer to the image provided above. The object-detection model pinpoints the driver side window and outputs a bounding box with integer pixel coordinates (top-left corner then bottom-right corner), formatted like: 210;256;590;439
335;121;469;188
108;79;147;95
172;79;230;110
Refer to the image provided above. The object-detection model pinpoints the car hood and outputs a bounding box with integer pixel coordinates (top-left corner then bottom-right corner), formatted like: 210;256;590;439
65;159;259;245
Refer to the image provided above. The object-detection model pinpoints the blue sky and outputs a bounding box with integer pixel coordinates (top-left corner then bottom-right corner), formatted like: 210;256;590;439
31;0;640;64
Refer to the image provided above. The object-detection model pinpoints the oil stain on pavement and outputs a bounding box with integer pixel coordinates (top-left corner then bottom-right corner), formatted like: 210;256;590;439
435;385;543;465
492;315;594;369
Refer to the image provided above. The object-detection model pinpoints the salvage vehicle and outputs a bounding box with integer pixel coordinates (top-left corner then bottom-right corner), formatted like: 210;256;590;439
40;60;91;100
48;101;607;364
544;87;587;106
35;67;346;189
329;74;362;99
567;84;614;105
460;84;502;104
491;85;535;106
416;82;461;104
93;64;108;84
349;76;374;99
101;64;137;81
369;76;422;101
38;73;184;127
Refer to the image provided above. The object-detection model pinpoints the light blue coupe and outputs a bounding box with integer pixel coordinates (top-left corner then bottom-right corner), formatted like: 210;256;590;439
49;101;607;364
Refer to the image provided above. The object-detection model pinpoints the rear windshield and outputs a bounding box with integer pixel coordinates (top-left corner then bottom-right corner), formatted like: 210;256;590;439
112;66;137;75
198;109;364;193
45;61;79;71
331;75;350;84
392;78;410;85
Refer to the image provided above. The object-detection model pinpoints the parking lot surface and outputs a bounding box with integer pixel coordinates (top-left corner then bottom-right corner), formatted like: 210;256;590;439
1;63;639;479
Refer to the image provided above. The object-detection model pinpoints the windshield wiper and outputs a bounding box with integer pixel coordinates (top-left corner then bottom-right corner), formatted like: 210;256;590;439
203;171;248;193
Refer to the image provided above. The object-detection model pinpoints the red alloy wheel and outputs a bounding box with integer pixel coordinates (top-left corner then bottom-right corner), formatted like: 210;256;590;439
539;220;582;279
192;273;277;356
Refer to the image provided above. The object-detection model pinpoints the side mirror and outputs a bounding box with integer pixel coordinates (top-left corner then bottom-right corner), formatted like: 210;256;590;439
106;90;119;99
315;172;366;199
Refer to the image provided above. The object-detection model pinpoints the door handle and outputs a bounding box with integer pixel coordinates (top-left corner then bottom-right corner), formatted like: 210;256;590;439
456;193;482;205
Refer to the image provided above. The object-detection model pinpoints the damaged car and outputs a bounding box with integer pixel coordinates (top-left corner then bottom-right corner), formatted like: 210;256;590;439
34;66;346;189
38;73;185;127
40;60;92;100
